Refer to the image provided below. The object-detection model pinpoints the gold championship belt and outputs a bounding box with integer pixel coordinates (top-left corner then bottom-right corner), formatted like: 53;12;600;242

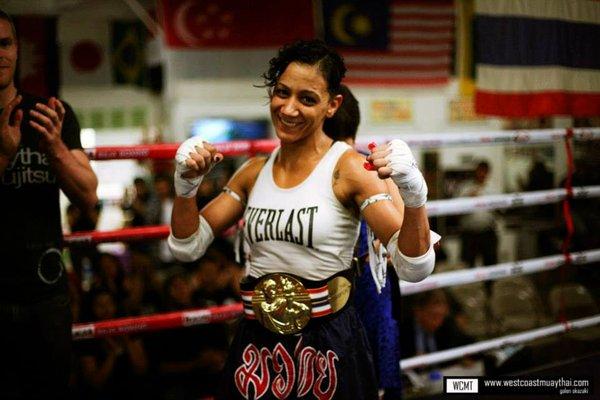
248;273;352;335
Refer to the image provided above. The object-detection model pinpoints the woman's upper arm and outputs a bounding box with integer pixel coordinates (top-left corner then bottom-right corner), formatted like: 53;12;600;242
336;151;404;245
200;156;266;234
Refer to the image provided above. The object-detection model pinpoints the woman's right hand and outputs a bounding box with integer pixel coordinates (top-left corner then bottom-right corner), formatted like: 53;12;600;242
174;138;223;198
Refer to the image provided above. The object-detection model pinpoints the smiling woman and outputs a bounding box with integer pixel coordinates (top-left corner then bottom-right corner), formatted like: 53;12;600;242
168;39;432;399
268;62;339;145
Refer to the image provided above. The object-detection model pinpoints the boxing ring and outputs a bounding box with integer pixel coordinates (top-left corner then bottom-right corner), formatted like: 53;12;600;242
69;127;600;387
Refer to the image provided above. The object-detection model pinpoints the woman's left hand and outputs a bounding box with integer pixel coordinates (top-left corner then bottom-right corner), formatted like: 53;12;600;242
366;139;427;208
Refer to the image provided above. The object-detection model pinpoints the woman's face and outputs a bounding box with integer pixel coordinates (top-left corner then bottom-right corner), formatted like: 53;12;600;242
270;62;341;144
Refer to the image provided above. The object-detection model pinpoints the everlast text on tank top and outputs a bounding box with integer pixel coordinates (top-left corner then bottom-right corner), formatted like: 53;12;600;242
243;141;360;280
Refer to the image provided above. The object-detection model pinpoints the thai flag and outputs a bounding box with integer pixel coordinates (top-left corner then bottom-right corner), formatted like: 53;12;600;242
474;0;600;117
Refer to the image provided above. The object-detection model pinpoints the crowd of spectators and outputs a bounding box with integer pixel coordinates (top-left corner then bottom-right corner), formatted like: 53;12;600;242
65;166;242;400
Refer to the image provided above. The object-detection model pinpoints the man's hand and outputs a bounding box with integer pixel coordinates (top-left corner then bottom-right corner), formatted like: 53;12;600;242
28;97;68;157
0;94;23;161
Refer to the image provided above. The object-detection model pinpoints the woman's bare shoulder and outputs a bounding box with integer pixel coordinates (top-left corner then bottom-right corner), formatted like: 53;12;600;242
228;155;269;192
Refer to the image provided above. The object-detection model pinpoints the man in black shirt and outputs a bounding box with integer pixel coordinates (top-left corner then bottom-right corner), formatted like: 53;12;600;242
0;10;98;399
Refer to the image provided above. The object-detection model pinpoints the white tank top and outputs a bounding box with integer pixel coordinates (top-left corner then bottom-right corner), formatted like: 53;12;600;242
243;141;360;280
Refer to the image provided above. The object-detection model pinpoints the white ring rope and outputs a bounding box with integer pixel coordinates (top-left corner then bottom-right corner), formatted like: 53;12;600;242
401;249;600;296
400;314;600;370
357;127;600;150
75;185;600;245
427;186;600;217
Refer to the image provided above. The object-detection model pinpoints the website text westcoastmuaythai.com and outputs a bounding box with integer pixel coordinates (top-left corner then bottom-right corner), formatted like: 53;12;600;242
445;376;592;395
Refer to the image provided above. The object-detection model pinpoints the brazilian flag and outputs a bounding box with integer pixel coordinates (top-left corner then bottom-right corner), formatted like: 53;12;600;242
323;0;390;50
111;21;147;86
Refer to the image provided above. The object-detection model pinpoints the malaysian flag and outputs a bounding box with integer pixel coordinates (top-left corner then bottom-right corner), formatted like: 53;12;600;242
324;0;455;86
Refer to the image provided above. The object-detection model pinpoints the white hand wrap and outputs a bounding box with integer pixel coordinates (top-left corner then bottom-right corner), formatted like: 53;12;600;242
386;139;428;208
385;230;440;282
174;137;205;198
168;215;214;262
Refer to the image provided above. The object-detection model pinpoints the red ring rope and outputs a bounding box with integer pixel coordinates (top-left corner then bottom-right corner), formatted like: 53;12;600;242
559;128;576;325
64;225;170;245
63;225;242;245
561;128;576;259
86;140;279;160
72;303;243;340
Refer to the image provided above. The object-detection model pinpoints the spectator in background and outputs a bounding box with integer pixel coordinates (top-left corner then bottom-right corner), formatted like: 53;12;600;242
522;160;553;192
93;252;126;306
192;240;242;307
400;289;473;360
77;289;150;400
154;174;177;268
0;9;98;399
457;161;498;267
121;272;157;316
521;160;556;257
121;177;160;256
193;254;238;306
128;250;163;310
122;177;160;226
148;271;229;400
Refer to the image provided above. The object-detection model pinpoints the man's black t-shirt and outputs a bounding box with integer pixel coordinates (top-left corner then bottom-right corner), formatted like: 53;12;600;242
0;92;82;302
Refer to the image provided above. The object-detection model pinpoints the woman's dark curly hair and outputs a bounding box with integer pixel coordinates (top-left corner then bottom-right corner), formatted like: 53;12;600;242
262;39;346;96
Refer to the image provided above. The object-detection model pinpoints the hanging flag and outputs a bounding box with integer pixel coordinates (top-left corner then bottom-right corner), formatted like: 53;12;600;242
15;16;58;97
324;0;455;86
159;0;314;49
475;0;600;117
324;0;390;50
111;21;148;86
456;0;475;96
59;17;111;86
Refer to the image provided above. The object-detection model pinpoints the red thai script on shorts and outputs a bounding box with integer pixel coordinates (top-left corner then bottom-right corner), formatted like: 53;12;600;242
271;343;295;398
234;344;271;399
233;340;339;399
